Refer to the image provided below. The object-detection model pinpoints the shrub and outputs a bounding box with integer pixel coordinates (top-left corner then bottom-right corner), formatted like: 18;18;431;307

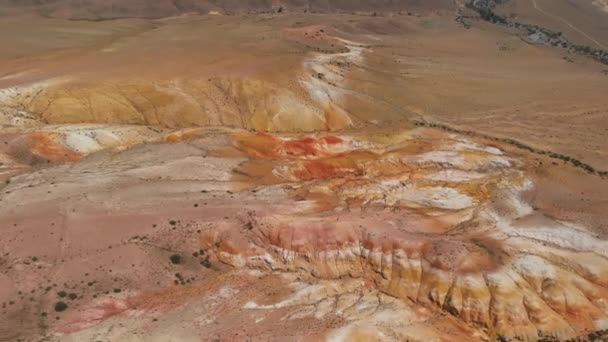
54;301;68;312
169;254;181;265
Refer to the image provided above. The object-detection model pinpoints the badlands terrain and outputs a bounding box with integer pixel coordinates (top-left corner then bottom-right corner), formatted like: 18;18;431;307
1;1;608;341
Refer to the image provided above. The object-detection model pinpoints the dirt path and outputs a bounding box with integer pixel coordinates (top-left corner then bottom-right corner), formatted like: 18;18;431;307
530;0;608;50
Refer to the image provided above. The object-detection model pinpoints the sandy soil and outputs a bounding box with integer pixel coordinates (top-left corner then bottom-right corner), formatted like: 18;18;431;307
0;0;455;19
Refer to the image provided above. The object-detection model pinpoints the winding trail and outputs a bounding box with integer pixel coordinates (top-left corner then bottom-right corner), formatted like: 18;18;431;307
530;0;608;50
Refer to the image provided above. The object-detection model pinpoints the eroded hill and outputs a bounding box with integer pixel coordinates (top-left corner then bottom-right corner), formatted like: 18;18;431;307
1;6;608;342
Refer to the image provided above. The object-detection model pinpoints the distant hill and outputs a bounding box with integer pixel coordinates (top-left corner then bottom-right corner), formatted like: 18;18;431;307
0;0;455;19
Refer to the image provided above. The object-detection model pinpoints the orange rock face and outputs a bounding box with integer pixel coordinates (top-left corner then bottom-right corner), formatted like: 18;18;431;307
28;132;83;162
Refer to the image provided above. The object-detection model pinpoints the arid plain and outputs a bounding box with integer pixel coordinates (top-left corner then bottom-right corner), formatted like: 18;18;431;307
1;1;608;341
